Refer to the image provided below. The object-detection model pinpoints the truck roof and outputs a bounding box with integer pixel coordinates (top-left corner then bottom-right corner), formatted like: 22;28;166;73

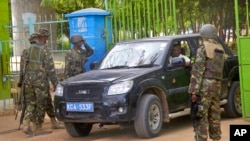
117;33;201;44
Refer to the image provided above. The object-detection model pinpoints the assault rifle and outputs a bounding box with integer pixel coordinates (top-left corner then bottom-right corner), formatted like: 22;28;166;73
190;95;202;141
14;77;26;130
15;58;28;130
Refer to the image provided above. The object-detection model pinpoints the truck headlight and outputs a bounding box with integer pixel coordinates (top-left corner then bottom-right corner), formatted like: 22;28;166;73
55;84;64;96
107;81;133;95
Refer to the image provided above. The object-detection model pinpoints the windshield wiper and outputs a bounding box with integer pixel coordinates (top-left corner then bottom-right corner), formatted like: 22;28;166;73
105;65;129;69
130;64;156;68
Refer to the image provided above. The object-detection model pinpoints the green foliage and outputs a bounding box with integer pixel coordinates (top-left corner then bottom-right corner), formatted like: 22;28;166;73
57;35;70;50
41;0;104;14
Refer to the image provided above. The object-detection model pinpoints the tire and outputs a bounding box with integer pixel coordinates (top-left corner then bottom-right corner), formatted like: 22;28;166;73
223;81;242;118
64;122;92;137
134;94;163;138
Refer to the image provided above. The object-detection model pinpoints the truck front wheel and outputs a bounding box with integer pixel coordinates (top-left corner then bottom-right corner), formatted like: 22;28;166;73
64;122;92;137
134;94;163;138
223;81;242;118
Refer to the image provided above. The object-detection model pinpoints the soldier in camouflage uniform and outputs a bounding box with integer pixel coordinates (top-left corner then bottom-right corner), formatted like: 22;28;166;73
64;34;94;79
18;31;58;136
38;28;64;129
188;24;225;141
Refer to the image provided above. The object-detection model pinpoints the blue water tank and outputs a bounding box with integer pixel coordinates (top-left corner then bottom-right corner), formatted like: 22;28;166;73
65;8;111;71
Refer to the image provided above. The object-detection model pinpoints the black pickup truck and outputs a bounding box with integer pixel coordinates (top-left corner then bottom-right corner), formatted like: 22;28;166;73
54;33;240;138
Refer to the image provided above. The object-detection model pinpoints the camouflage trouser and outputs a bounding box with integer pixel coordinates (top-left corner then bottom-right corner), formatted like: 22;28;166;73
24;84;48;125
45;91;56;118
195;78;222;141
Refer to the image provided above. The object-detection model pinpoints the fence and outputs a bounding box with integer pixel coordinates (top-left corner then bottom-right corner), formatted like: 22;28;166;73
107;0;176;43
0;15;68;112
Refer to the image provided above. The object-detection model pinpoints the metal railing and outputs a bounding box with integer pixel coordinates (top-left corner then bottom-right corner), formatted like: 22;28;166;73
0;17;68;112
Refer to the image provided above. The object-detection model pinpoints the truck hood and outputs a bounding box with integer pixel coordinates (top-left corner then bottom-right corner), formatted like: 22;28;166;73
63;67;160;84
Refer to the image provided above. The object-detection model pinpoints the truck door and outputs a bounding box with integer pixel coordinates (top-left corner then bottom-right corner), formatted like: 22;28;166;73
163;39;192;112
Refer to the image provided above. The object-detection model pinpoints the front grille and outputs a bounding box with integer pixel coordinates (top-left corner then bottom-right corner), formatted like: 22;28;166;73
64;84;106;100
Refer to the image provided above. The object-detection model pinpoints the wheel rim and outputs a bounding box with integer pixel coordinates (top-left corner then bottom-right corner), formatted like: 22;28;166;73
234;86;242;114
148;103;161;130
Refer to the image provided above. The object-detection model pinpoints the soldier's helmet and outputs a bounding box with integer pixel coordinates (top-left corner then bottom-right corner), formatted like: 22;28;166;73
199;24;217;39
38;28;50;37
29;33;40;44
70;34;84;44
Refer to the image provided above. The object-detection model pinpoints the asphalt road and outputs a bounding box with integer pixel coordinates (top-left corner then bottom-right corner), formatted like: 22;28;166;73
0;113;249;141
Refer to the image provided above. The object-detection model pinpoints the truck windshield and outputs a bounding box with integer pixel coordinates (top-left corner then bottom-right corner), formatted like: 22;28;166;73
100;41;168;69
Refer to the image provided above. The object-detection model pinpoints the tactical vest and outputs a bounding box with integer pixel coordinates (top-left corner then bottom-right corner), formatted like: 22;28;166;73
203;41;225;80
24;44;46;85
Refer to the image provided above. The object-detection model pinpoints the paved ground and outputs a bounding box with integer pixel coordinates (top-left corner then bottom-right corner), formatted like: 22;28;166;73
0;112;249;141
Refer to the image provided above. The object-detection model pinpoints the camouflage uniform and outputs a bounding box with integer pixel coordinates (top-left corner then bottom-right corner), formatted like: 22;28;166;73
188;24;225;141
38;28;64;129
64;34;94;79
19;32;58;135
38;28;54;118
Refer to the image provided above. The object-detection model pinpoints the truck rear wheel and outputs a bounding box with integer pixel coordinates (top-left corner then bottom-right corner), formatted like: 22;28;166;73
64;122;92;137
134;94;163;138
224;81;242;118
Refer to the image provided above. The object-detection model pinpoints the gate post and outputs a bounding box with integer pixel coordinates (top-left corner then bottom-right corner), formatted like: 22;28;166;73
0;0;11;106
65;8;111;71
235;0;250;119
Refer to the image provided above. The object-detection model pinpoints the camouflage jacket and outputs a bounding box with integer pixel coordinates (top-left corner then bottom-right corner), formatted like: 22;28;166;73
20;43;58;88
64;44;93;79
188;40;225;95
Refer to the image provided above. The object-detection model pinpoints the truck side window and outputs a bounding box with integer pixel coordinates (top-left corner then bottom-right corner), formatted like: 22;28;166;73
170;40;191;66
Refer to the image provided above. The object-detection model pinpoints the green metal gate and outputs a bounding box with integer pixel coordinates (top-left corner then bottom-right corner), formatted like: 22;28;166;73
106;0;177;43
235;0;250;118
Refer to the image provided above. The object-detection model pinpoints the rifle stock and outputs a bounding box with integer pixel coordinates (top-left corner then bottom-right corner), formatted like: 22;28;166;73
15;86;22;120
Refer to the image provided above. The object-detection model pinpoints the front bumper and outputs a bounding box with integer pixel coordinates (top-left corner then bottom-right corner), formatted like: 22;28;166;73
55;95;135;123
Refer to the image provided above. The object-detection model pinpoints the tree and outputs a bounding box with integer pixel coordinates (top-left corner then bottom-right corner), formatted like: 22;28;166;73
41;0;104;14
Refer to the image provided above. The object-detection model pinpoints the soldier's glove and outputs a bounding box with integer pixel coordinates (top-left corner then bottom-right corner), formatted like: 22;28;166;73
17;82;22;88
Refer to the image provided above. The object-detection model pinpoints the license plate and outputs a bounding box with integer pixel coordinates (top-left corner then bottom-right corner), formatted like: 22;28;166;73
66;102;94;112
